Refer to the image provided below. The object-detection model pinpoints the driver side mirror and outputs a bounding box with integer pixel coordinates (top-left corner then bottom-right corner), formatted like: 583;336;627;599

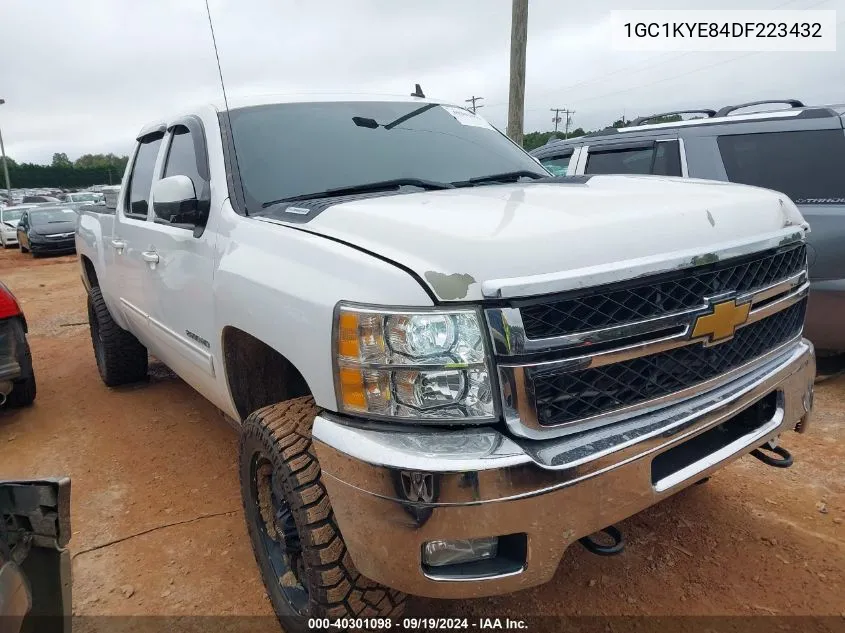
151;175;210;237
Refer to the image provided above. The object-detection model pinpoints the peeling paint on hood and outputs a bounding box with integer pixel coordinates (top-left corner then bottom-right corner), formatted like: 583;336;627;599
424;272;476;300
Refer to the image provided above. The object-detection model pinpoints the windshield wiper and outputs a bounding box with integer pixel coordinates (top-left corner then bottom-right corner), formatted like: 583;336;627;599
262;178;454;207
452;170;547;187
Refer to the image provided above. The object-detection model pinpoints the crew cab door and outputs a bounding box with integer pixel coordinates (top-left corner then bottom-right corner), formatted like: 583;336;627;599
142;118;218;397
111;131;165;337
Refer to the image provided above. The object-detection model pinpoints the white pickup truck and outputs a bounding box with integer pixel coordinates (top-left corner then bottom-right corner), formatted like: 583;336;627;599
76;94;816;628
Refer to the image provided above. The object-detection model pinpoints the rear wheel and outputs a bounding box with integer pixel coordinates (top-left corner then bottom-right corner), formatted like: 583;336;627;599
87;286;148;386
239;396;406;632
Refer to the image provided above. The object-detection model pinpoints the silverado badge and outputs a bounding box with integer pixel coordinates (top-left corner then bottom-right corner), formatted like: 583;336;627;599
691;297;751;345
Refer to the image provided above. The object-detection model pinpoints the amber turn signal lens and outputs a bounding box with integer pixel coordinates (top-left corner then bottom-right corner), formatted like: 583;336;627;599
339;367;366;410
337;311;360;359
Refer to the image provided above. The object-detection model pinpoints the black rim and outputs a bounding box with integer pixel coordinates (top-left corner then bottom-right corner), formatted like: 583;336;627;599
250;454;309;615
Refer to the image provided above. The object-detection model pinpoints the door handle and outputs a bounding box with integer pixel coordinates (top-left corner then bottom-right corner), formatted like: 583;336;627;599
141;251;159;264
110;239;126;252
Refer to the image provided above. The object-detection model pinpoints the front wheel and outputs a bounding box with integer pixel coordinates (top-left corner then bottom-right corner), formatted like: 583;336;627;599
239;396;406;632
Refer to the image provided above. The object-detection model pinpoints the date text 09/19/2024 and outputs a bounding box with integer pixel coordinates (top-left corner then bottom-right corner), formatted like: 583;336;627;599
307;618;529;630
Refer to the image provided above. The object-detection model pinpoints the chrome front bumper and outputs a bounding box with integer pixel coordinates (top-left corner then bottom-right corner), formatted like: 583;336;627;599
313;340;815;599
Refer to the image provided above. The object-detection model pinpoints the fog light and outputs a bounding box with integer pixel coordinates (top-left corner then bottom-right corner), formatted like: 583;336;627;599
422;537;498;567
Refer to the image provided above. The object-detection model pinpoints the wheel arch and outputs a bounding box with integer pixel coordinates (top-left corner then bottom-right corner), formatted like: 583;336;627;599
80;254;99;292
221;326;312;421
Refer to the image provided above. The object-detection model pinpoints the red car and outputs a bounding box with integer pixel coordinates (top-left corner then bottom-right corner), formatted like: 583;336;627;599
0;281;36;407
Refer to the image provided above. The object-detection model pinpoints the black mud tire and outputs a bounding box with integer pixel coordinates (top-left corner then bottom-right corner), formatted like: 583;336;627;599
5;337;36;407
239;396;406;632
18;243;28;254
87;286;148;387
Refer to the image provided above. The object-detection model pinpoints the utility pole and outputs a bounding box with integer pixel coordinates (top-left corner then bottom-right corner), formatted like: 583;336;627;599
551;107;574;137
465;96;484;114
507;0;528;146
550;108;562;133
563;108;575;138
0;99;11;204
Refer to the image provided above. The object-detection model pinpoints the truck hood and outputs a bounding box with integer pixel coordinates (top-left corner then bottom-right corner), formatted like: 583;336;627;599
287;175;808;301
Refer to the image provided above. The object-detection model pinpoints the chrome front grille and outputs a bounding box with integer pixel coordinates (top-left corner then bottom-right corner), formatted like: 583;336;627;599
520;244;806;339
529;299;806;427
487;239;810;439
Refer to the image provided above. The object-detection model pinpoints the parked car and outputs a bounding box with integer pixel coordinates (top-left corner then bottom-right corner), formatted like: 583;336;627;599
76;94;815;630
16;207;77;256
21;196;60;204
0;280;36;407
0;477;71;633
531;99;845;355
0;206;34;248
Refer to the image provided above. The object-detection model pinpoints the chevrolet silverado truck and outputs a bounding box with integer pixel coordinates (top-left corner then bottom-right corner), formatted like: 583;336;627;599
75;94;816;629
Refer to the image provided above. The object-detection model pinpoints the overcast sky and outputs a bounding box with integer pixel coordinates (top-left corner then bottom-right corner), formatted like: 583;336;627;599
1;0;843;164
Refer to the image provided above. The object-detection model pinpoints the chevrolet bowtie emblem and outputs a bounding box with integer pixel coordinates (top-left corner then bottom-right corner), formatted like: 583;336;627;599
691;298;751;344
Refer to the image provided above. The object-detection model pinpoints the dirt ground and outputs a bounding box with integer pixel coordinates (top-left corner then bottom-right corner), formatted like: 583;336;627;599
0;248;843;626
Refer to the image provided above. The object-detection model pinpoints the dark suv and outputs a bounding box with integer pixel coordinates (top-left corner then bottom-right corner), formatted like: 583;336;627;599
532;99;845;355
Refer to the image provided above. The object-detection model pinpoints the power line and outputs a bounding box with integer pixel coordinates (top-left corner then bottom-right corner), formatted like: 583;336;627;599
465;96;484;113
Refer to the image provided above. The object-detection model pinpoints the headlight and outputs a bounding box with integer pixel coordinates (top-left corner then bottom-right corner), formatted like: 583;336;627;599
334;304;495;421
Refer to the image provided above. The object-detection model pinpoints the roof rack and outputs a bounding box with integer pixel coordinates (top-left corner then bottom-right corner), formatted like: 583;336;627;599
715;99;804;117
630;109;716;126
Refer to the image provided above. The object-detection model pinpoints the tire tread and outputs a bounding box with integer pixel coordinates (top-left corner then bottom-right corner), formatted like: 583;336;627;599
239;396;407;625
87;286;148;387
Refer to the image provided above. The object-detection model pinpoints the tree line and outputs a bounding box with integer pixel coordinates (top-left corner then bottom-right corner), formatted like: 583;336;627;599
2;152;129;189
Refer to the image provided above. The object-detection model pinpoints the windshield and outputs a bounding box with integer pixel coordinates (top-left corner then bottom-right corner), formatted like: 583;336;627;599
1;209;24;223
227;101;547;210
69;193;98;202
30;208;77;225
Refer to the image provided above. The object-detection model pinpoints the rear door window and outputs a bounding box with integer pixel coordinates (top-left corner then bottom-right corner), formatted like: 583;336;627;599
125;134;164;219
717;130;845;204
540;152;573;176
585;141;681;176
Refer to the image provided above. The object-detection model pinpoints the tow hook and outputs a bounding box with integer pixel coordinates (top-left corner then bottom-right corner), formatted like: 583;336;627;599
578;525;625;556
750;440;793;468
